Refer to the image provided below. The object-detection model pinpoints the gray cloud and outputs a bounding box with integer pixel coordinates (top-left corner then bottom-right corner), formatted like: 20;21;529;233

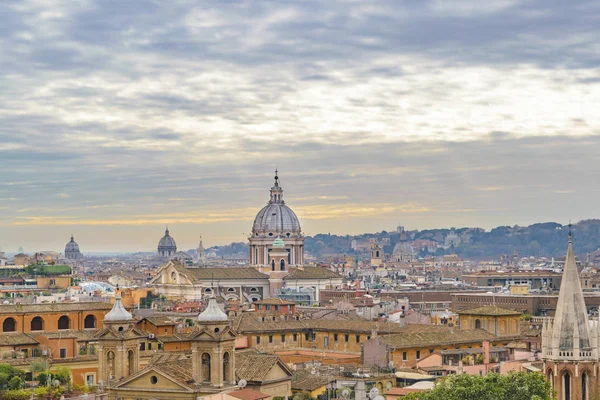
0;0;599;251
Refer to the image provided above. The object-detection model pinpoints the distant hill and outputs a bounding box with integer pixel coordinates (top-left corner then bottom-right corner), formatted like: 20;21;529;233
304;220;600;260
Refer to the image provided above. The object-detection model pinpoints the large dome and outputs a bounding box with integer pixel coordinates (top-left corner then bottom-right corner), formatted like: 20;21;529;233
251;170;301;236
65;235;82;259
252;203;301;234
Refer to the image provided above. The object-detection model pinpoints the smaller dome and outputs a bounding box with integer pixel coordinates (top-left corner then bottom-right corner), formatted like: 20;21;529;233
198;297;228;322
158;228;177;248
104;297;133;321
393;242;415;257
273;237;285;248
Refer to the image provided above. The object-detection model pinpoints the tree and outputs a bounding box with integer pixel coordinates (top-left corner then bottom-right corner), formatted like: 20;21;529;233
403;372;553;400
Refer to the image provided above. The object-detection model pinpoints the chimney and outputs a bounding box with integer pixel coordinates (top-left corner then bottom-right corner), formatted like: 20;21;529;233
483;341;490;365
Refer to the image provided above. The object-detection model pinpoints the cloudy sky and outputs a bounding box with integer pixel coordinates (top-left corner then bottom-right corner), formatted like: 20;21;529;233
1;0;599;253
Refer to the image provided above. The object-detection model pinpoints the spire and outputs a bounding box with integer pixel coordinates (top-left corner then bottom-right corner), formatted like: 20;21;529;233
551;229;591;355
165;226;170;236
70;234;74;242
269;169;284;204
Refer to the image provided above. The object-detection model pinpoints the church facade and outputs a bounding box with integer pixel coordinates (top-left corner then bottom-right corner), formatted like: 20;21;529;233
542;229;600;400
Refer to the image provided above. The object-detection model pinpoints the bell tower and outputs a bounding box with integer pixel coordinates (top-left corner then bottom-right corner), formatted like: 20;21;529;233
542;224;600;400
190;297;237;388
96;295;143;385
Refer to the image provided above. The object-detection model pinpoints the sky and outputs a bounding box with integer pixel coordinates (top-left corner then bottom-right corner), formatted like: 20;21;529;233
1;0;599;253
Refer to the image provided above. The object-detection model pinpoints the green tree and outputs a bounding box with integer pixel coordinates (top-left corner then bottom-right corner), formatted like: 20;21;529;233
403;372;553;400
7;376;23;390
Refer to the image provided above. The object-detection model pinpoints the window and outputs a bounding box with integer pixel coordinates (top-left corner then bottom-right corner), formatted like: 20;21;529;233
324;336;329;348
86;374;94;386
164;328;168;333
148;343;152;350
227;287;235;292
150;376;158;384
269;335;273;344
84;314;96;329
334;333;338;342
266;305;272;311
31;316;44;331
275;305;280;311
305;333;310;341
140;343;146;351
416;350;421;360
60;348;67;358
2;317;16;332
402;352;407;361
429;348;434;354
293;333;297;342
256;336;261;344
250;287;259;293
356;335;360;343
367;336;371;340
58;315;70;330
345;334;349;342
281;334;286;343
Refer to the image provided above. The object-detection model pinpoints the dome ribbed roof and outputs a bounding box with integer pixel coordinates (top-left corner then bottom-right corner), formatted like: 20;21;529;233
65;235;80;252
198;297;228;322
253;203;301;233
158;228;177;248
104;297;133;321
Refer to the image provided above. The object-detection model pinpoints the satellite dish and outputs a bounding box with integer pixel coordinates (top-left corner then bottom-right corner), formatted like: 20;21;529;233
310;369;317;375
369;388;380;399
386;382;393;390
374;396;384;400
342;389;350;398
238;379;247;388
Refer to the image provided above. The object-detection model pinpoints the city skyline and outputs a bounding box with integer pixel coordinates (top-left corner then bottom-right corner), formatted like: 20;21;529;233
1;1;600;251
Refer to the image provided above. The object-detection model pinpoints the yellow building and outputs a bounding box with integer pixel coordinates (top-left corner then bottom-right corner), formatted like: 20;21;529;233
36;276;71;289
458;306;522;336
111;287;154;307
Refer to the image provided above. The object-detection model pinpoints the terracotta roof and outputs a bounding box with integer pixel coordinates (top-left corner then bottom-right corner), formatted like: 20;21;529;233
229;388;271;400
152;358;195;389
292;372;334;391
33;330;98;341
0;302;112;314
0;333;39;346
139;316;177;326
156;334;190;343
169;260;269;281
457;306;522;316
235;312;442;335
236;352;291;382
284;267;342;280
378;328;496;349
254;298;296;305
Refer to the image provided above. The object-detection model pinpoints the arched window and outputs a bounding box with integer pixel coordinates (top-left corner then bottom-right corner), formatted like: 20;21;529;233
582;372;588;400
58;315;70;330
31;316;44;331
3;317;16;332
475;319;481;329
227;287;235;292
223;352;230;382
201;353;211;382
84;314;96;329
280;259;285;271
271;260;275;271
563;371;571;400
376;251;380;258
170;271;177;281
250;287;258;292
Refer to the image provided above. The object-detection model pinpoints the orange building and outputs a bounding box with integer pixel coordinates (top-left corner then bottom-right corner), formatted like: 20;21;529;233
111;287;154;307
36;276;71;289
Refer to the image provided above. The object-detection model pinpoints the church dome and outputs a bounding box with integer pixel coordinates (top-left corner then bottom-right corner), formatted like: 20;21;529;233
198;297;228;322
393;242;415;257
158;228;177;257
65;235;82;259
158;229;177;248
104;296;133;321
252;171;301;236
273;237;285;247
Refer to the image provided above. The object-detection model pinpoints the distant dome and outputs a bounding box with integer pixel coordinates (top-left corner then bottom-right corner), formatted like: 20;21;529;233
393;242;415;257
65;235;82;260
158;228;177;257
198;297;228;322
273;237;285;247
104;297;133;321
